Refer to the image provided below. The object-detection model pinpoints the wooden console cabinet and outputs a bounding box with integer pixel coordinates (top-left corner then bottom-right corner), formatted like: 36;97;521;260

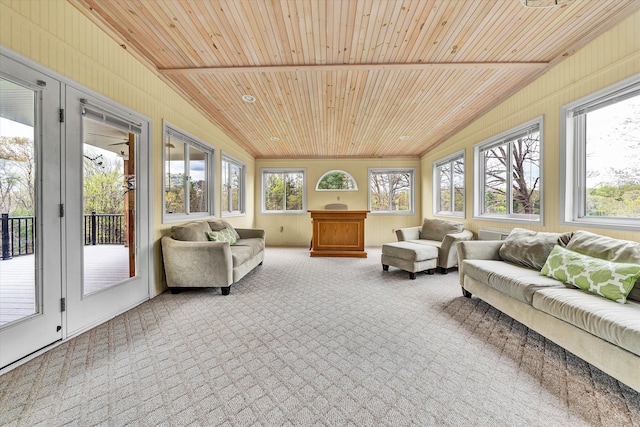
308;209;369;258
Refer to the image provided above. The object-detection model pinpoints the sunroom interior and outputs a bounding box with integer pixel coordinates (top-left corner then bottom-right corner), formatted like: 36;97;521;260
1;0;640;419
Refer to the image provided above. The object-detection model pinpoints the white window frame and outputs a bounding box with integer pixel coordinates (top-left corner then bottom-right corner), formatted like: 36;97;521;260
261;168;306;214
162;121;215;223
560;73;640;231
473;117;543;224
368;168;415;215
433;150;465;217
221;152;246;217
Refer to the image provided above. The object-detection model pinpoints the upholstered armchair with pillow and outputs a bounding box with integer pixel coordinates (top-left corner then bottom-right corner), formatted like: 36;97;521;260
161;219;265;295
395;218;473;273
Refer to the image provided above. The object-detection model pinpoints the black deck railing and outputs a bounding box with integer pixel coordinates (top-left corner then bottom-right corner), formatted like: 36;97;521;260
83;212;125;246
1;214;34;260
1;212;124;260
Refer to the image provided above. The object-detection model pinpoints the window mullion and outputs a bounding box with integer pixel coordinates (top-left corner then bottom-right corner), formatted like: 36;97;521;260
575;115;587;218
282;173;287;211
184;144;190;214
506;142;513;216
387;173;393;210
449;163;454;213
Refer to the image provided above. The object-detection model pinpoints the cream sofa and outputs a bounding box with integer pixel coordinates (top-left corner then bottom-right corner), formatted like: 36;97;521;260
395;218;473;273
457;229;640;393
161;219;265;295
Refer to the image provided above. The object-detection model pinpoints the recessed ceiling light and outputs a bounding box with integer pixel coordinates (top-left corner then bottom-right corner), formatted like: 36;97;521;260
270;136;279;142
399;135;409;141
242;94;256;103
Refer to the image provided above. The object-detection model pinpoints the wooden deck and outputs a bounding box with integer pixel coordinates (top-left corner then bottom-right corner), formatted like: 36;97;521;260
0;245;131;326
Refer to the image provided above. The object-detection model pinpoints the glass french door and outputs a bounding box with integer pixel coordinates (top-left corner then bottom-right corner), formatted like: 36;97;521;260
0;55;63;368
64;87;149;336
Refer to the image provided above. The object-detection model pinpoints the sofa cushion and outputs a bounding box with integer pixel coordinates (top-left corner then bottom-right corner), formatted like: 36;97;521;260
566;230;640;303
420;218;463;241
462;259;567;305
230;245;255;267
498;228;572;271
406;239;442;249
171;221;212;242
382;241;439;261
541;245;640;304
207;227;237;245
234;238;265;257
207;218;241;240
533;287;640;357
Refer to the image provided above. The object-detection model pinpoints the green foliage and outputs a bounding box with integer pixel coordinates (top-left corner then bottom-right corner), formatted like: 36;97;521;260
264;172;303;211
317;171;356;190
165;173;185;214
587;181;640;218
83;150;125;214
0;136;35;216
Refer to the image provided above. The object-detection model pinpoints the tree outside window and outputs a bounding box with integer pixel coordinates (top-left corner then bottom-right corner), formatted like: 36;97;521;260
316;170;358;190
434;153;464;216
262;169;305;213
369;169;414;213
583;93;640;219
0;135;35;217
476;121;541;221
222;154;245;215
163;122;213;220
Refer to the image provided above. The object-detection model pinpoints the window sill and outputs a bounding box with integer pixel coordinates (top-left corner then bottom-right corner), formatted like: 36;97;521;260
222;212;246;218
369;211;415;216
473;213;542;224
563;217;640;232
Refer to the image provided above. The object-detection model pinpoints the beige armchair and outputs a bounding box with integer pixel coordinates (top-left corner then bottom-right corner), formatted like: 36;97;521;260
395;218;473;273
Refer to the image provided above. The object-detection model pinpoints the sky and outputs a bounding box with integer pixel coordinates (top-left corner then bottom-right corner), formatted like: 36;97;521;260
0;117;33;139
586;95;640;186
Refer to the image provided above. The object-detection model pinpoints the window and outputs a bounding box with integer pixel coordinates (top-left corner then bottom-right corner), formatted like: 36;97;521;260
368;168;415;213
221;153;245;216
261;168;305;213
433;151;465;216
474;118;542;223
561;75;640;229
163;121;214;221
315;170;358;191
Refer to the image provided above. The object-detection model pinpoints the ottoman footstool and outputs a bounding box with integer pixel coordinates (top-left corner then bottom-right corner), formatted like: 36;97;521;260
381;241;438;279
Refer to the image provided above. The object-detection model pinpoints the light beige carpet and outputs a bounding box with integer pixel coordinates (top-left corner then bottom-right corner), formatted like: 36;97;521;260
1;247;639;426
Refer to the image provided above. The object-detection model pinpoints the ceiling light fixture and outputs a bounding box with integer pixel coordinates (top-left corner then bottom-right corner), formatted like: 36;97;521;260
270;136;279;142
399;136;409;141
520;0;572;7
242;94;256;103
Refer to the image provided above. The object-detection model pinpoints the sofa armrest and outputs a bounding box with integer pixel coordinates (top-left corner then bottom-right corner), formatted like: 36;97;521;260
236;228;266;240
456;240;503;286
439;229;474;269
161;235;233;288
395;226;421;241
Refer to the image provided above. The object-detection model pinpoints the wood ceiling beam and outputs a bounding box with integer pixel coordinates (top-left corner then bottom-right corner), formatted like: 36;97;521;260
159;62;549;75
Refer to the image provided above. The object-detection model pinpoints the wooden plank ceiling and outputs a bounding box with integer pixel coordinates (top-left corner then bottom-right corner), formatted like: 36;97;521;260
72;0;638;159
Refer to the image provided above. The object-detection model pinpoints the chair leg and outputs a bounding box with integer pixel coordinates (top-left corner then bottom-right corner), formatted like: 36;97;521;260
221;287;230;296
409;272;416;280
462;288;472;298
382;264;389;271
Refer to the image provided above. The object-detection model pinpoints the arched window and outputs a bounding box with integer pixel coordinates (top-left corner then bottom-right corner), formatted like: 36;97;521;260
315;170;358;191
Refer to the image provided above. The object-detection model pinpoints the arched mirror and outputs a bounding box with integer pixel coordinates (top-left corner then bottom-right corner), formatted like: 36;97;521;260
315;170;358;191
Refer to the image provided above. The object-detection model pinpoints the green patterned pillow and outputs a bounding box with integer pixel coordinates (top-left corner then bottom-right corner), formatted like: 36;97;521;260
207;227;237;245
541;245;640;304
